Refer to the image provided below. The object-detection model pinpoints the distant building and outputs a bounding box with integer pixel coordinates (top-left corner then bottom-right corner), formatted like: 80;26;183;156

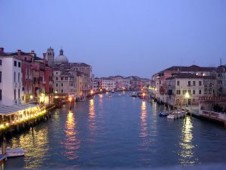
51;49;92;98
45;47;55;67
94;76;149;92
54;49;68;64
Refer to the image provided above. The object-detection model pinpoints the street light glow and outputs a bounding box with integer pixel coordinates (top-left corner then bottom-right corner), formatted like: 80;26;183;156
185;92;190;99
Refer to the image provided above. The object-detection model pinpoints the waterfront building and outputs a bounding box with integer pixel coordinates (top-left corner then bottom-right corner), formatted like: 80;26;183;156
101;78;116;91
53;69;75;95
151;65;216;104
0;48;23;106
110;76;131;90
166;73;216;107
51;49;92;99
0;47;54;104
93;78;100;92
216;65;226;95
94;76;149;92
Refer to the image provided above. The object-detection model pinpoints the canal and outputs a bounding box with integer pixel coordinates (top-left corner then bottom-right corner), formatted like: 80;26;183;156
3;92;226;169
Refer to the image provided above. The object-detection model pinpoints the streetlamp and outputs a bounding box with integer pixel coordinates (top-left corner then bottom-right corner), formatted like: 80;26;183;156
39;93;45;105
184;91;190;112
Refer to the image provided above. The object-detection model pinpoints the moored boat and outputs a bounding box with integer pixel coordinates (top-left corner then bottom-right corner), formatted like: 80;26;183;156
5;148;25;158
159;112;170;117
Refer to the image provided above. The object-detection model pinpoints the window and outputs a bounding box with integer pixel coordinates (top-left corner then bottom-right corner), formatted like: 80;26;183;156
176;90;180;95
183;90;186;95
14;61;17;67
61;90;63;93
56;83;58;87
18;73;20;82
18;89;20;99
199;81;202;86
188;81;191;86
61;77;63;80
188;90;191;95
0;89;2;100
199;90;202;95
0;71;1;83
193;81;196;86
14;72;16;82
193;90;195;94
56;77;58;81
0;60;2;65
61;83;63;87
18;62;21;67
177;81;180;86
14;89;16;100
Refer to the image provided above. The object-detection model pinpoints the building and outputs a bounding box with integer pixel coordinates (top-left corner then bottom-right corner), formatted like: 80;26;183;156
216;65;226;95
0;47;54;104
166;73;216;107
45;47;55;67
0;48;23;106
51;49;92;99
151;65;217;103
53;69;75;95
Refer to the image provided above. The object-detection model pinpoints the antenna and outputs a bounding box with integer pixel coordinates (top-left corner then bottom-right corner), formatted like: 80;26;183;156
220;58;222;65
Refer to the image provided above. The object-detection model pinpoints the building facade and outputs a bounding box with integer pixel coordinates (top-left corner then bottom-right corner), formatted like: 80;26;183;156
52;49;93;99
0;49;23;106
166;73;216;107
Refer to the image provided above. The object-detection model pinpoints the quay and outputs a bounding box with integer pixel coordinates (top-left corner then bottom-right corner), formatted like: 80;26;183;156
0;103;55;138
150;95;226;127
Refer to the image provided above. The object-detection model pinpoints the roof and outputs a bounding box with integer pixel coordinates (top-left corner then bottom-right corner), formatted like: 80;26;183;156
160;65;216;74
0;104;38;115
166;73;215;80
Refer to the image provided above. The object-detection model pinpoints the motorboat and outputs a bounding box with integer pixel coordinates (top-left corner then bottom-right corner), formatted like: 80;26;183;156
0;148;25;158
159;112;170;117
6;148;25;157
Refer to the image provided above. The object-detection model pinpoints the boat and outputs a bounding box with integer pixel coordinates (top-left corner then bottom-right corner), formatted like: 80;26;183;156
159;112;170;117
167;114;175;119
131;92;137;97
5;148;25;158
167;110;187;119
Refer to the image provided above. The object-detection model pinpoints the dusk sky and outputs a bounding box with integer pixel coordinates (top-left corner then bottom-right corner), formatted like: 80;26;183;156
0;0;226;78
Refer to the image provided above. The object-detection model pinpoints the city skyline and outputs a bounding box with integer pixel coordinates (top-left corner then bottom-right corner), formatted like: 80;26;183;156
0;0;226;78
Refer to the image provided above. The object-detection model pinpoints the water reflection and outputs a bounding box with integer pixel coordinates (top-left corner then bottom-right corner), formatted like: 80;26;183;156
89;99;96;136
140;101;148;138
64;110;80;160
179;116;197;165
11;128;48;169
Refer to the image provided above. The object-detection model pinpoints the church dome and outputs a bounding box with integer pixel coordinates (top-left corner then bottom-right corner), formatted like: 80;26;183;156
55;49;69;64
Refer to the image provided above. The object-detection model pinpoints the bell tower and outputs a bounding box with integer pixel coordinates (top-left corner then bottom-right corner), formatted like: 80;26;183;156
46;47;55;67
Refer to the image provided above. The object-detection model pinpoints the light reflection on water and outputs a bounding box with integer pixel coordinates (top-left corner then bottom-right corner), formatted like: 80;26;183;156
10;128;48;169
3;93;226;169
140;101;148;138
88;98;96;137
179;116;198;165
63;110;80;160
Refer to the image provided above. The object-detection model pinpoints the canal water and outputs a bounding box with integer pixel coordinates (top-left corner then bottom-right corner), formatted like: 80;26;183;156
3;92;226;169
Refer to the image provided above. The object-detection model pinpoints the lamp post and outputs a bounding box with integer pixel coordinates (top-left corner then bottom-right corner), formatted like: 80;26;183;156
185;91;190;113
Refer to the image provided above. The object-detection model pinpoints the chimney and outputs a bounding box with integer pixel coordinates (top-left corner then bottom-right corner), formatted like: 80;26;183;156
43;53;46;60
17;49;21;55
0;47;4;53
